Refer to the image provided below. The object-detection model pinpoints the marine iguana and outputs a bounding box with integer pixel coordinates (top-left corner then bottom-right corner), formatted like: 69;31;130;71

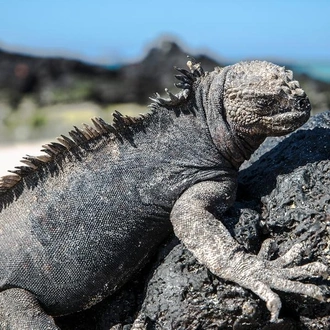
0;58;327;329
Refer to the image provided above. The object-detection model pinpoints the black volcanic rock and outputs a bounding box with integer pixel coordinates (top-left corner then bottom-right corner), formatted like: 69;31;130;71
0;48;120;107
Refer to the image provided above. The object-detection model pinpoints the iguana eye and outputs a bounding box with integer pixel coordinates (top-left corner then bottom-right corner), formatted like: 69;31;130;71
257;98;275;108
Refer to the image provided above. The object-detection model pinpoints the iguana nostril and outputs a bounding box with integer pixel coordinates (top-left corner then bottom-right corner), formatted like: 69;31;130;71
295;96;310;110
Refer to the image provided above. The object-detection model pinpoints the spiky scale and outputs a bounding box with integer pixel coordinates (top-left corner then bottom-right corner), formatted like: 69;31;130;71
113;112;129;130
113;111;125;122
23;155;47;167
50;142;67;152
165;88;179;102
286;70;293;80
68;126;89;144
175;82;191;90
92;117;115;134
73;125;91;140
186;56;204;77
69;131;84;144
58;135;76;149
174;67;194;80
36;156;52;164
0;175;20;187
9;166;32;176
7;169;21;175
149;95;167;106
20;159;38;170
125;116;137;125
83;123;98;138
41;144;60;157
35;155;52;163
175;74;192;84
91;118;106;133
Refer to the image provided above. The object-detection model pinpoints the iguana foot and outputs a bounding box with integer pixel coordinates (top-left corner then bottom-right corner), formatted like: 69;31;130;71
130;313;147;330
0;288;59;329
221;241;329;323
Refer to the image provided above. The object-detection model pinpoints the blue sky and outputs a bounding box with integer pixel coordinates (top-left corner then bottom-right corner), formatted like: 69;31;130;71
0;0;329;64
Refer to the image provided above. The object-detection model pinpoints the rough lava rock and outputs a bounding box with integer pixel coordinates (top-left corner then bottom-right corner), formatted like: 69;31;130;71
56;111;330;329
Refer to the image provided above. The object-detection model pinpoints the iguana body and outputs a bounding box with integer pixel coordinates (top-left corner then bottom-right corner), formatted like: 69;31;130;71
0;59;327;328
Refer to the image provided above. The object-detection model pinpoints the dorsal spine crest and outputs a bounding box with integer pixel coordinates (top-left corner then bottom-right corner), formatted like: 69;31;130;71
0;117;120;195
149;56;207;107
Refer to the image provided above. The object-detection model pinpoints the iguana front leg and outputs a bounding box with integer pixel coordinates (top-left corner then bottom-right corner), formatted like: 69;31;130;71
170;180;328;323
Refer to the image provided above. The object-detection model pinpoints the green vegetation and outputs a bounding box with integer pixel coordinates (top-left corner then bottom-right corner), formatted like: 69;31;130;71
0;98;148;143
48;81;94;104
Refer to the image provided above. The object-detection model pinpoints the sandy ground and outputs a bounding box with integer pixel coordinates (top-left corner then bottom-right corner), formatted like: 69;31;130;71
0;141;46;177
0;101;148;178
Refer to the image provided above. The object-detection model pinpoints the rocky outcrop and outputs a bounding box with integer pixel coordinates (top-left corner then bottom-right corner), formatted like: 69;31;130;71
0;48;119;107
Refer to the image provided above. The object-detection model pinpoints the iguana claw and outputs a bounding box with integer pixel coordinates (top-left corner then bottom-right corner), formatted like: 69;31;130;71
227;241;329;322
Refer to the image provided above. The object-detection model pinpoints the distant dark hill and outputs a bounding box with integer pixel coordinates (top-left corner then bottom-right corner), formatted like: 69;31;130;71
0;48;119;108
0;41;220;109
117;41;220;103
0;41;329;113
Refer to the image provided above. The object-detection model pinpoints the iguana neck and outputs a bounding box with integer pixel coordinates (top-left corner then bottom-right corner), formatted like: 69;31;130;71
195;67;266;170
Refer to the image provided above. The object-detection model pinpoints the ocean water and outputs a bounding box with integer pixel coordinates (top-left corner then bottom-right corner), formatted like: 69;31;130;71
105;59;330;83
288;62;330;83
106;62;330;84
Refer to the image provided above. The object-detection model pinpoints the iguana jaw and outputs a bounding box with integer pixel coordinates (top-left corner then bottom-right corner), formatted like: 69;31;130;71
263;112;309;136
262;103;311;135
258;92;311;136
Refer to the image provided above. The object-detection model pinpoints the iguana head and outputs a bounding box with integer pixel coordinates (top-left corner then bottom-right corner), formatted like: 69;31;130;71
222;60;311;136
156;58;311;166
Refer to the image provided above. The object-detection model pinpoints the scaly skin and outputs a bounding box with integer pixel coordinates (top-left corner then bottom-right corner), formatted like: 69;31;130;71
0;59;326;329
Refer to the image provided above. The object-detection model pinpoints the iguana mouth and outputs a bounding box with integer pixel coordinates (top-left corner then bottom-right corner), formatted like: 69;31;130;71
264;107;311;133
294;95;311;112
262;94;311;134
270;109;310;122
